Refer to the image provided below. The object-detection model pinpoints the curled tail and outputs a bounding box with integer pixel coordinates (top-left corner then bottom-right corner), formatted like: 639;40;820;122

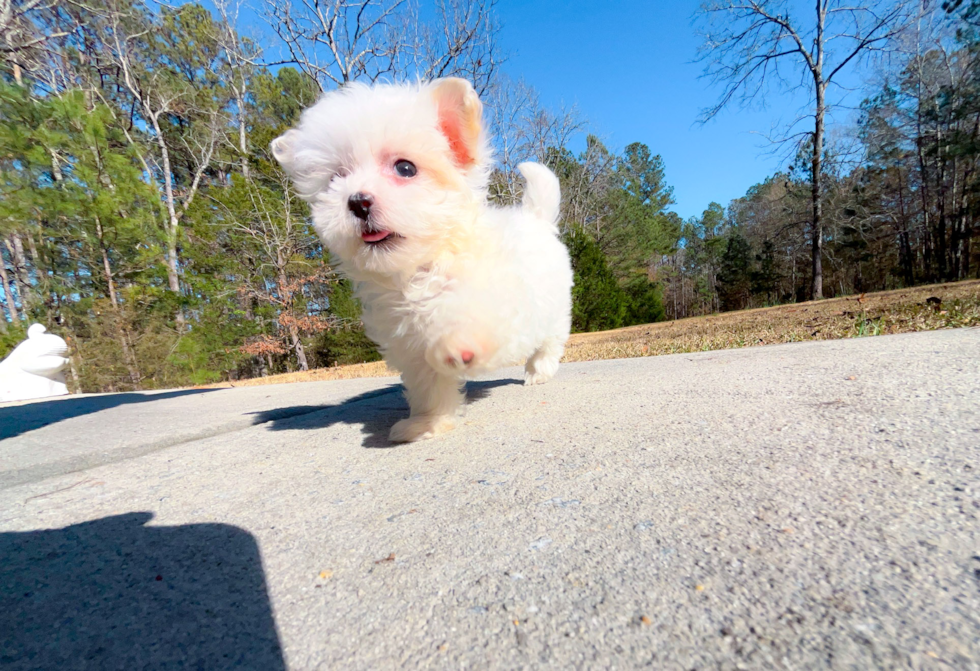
518;162;561;231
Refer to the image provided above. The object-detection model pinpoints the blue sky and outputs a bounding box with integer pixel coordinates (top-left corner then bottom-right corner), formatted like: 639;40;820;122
238;0;874;220
492;0;825;220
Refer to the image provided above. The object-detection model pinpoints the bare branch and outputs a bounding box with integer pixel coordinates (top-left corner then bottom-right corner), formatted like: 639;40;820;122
262;0;500;92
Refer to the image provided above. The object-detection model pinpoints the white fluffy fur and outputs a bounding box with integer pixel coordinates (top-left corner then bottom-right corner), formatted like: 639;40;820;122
273;78;573;442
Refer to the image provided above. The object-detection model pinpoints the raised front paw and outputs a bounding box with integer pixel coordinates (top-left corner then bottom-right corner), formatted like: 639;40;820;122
389;414;456;443
425;332;489;375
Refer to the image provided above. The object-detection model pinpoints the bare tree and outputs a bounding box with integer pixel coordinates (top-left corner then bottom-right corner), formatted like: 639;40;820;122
264;0;499;92
214;0;261;180
1;0;71;84
410;0;499;95
698;0;913;298
560;136;619;238
222;171;335;371
484;75;583;205
266;0;404;87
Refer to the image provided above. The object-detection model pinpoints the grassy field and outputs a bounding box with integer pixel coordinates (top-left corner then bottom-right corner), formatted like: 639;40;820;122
203;279;980;388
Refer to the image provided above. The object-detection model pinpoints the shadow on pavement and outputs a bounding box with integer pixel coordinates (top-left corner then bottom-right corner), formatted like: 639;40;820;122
0;389;221;441
254;378;521;447
0;512;284;671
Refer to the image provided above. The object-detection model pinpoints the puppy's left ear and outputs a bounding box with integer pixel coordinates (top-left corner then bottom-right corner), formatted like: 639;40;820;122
429;78;485;170
270;129;299;173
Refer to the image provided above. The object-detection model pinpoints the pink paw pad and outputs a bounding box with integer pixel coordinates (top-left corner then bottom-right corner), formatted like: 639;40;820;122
446;350;475;367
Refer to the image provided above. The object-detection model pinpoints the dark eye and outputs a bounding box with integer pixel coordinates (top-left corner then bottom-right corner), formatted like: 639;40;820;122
394;159;417;178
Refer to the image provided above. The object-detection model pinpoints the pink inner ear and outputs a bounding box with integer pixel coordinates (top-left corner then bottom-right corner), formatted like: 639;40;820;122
438;107;473;168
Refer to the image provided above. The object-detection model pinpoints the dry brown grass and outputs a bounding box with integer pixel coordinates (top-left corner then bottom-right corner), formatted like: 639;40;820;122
200;359;396;388
200;279;980;389
563;279;979;362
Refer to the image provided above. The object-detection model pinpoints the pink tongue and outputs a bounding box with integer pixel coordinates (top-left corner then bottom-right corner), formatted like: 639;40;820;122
362;230;391;243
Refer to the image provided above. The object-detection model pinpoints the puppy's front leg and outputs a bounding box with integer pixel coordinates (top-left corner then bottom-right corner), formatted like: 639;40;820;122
389;364;463;443
424;328;492;375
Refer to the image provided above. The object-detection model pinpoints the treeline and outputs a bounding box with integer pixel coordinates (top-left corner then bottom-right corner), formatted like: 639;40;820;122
657;26;980;320
555;0;980;325
1;0;979;392
658;0;980;319
0;0;497;390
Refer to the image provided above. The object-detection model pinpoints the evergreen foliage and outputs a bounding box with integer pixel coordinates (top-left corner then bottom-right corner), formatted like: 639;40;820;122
2;0;979;390
310;280;382;367
717;232;753;312
565;226;629;332
752;240;781;305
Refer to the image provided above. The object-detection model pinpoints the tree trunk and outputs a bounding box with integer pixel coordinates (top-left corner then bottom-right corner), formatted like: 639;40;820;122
968;236;974;278
952;211;965;280
275;239;309;371
9;234;31;310
810;1;825;301
97;218;141;388
235;87;250;180
953;159;973;280
922;226;933;281
0;252;17;325
4;26;24;86
49;148;64;183
167;234;181;295
65;334;82;393
281;295;309;372
288;322;309;371
899;231;914;287
936;129;949;280
896;169;914;287
26;233;40;274
117;324;142;389
810;120;824;301
914;58;933;282
149;112;186;329
2;239;24;322
99;236;119;309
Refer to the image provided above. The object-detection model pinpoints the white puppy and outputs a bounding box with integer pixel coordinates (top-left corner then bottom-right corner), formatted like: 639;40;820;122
272;78;572;442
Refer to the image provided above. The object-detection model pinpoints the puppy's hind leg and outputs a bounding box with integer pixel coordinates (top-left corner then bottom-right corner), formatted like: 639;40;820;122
389;365;463;443
524;336;565;386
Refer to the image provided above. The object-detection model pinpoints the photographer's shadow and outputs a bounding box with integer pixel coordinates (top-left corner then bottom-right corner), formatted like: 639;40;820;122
0;512;284;671
253;378;521;447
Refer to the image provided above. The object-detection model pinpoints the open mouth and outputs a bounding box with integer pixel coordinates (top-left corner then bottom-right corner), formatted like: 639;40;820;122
361;226;402;247
362;229;392;243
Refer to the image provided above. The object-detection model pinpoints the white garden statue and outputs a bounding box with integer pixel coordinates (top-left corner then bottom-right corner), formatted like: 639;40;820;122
0;324;70;403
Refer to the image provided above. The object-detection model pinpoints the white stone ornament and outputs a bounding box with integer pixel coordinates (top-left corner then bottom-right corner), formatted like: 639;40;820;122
0;324;70;403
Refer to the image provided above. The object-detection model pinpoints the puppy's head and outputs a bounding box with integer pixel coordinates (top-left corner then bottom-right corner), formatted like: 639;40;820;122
272;78;490;276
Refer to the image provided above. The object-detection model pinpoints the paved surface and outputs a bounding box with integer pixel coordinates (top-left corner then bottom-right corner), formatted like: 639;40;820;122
1;329;978;670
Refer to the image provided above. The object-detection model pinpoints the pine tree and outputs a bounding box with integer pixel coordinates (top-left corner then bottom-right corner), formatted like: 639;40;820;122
565;226;629;332
752;240;781;305
717;231;753;312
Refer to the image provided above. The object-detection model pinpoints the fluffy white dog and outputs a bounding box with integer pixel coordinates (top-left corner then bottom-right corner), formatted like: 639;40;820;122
272;78;572;442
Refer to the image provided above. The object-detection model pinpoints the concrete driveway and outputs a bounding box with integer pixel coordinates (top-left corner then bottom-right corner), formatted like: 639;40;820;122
1;329;978;669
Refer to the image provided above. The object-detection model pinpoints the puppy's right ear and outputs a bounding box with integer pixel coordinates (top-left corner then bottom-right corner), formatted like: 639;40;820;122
429;78;485;170
270;129;299;172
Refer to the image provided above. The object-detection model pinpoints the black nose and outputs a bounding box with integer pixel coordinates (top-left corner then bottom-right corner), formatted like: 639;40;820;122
348;192;374;220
